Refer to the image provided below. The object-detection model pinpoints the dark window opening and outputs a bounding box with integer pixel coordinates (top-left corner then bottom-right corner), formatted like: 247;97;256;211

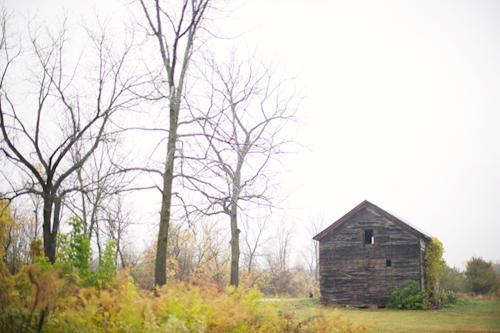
386;259;392;267
364;229;374;244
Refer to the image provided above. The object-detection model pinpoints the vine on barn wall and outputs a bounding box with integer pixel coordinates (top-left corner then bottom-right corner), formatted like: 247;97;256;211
425;237;446;305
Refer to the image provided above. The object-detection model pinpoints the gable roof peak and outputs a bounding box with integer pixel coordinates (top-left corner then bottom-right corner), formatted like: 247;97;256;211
312;200;431;241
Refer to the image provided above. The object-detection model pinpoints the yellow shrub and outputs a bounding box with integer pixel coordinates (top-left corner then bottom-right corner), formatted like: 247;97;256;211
2;264;366;332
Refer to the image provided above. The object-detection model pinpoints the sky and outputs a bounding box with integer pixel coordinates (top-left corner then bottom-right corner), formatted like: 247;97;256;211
8;0;500;269
223;0;500;268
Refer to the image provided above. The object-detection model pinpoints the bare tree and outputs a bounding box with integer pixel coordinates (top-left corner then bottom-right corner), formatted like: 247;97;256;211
67;139;135;243
0;13;138;263
259;220;294;294
99;196;136;268
168;221;195;280
241;215;268;273
183;52;299;286
303;213;325;281
275;221;294;272
167;218;229;283
137;0;211;287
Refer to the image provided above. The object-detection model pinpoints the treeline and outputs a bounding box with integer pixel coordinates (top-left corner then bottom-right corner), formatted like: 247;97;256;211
441;257;500;295
1;200;319;298
128;218;319;298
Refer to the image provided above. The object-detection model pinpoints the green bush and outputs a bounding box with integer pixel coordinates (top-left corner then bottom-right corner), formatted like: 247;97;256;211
57;217;92;278
57;216;117;288
387;281;428;310
439;290;458;305
464;256;500;294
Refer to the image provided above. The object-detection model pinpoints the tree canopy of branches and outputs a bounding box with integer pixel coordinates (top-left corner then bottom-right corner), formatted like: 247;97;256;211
0;11;138;263
184;53;299;286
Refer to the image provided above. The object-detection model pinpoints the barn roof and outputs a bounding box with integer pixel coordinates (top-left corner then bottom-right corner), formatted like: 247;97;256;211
312;200;432;241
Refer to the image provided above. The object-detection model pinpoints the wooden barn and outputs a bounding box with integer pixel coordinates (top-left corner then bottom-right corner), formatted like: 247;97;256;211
313;200;431;307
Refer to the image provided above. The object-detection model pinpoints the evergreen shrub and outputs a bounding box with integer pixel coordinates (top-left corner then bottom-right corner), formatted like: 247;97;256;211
386;281;428;310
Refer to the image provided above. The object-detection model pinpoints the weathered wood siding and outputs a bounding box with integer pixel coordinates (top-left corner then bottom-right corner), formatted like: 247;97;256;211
318;206;426;307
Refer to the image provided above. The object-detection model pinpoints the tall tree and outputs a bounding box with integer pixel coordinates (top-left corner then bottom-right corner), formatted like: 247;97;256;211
138;0;211;287
304;213;325;281
184;53;299;286
0;12;137;263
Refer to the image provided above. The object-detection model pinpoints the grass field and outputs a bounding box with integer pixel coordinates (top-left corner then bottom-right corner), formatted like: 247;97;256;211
290;298;500;332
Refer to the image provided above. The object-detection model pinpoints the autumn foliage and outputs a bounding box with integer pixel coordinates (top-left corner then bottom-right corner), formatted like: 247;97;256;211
0;265;365;332
0;212;365;332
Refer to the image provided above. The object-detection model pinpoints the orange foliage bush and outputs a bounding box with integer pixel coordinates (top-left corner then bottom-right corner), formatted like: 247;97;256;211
1;264;366;332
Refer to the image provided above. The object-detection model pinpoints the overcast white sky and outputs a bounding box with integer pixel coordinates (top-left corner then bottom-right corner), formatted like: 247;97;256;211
10;0;500;268
225;0;500;268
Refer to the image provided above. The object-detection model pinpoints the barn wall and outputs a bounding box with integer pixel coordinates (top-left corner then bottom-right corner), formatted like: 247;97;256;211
319;206;426;307
420;238;427;290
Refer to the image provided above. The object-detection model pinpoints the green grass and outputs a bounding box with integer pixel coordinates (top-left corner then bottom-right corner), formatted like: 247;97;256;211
290;298;500;332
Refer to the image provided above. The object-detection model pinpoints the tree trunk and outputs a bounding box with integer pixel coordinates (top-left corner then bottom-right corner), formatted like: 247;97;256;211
229;169;242;287
42;194;61;264
155;190;171;286
154;102;179;287
42;194;56;263
230;205;240;287
248;253;253;273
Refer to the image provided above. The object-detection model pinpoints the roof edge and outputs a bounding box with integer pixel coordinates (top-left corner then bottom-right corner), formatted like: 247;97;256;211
313;200;431;241
313;200;371;241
